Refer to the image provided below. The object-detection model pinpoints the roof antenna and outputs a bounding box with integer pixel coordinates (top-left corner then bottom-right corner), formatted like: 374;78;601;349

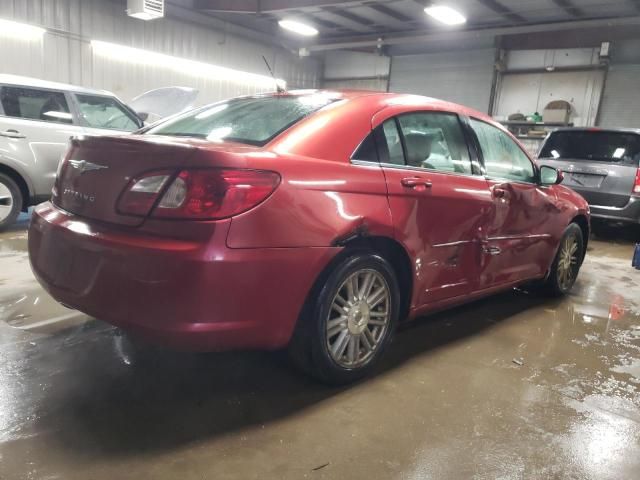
262;55;285;94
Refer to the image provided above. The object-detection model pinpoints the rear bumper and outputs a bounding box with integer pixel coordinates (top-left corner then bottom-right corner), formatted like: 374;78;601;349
28;202;339;351
589;196;640;224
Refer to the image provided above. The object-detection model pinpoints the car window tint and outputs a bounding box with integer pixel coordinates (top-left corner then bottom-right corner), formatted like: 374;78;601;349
0;86;72;124
76;94;139;131
539;130;640;166
396;113;472;174
382;120;404;165
352;131;379;162
470;119;535;183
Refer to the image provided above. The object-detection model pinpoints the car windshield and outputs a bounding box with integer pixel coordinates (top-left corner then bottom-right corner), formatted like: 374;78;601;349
146;95;336;146
539;130;640;166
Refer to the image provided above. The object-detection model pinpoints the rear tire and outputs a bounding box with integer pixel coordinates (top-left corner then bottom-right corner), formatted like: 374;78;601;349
544;223;584;295
0;173;22;231
289;252;400;385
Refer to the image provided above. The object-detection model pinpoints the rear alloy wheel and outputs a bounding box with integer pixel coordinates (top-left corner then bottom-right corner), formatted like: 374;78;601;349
0;173;22;231
326;269;391;369
546;223;584;295
289;252;400;384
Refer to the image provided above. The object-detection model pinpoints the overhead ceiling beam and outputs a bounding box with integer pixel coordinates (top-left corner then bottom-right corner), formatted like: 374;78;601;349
552;0;584;17
365;3;414;23
193;0;365;13
306;15;640;51
323;6;375;26
474;0;526;24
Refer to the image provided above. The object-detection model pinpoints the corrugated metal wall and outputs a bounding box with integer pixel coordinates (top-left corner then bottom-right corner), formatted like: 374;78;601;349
389;49;495;113
597;65;640;128
597;40;640;128
0;0;321;103
322;51;389;92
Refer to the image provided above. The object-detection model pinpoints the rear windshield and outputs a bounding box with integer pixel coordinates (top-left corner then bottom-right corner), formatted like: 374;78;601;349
540;130;640;166
146;95;335;146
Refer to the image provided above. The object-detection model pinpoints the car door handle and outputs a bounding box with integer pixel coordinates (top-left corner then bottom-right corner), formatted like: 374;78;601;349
483;246;502;256
492;187;507;199
401;177;432;189
0;129;26;139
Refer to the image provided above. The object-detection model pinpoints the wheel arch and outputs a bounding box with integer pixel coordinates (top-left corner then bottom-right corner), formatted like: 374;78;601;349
0;162;31;211
335;235;413;320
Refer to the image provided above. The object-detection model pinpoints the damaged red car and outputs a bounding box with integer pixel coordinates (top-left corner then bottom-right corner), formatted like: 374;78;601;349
28;90;589;383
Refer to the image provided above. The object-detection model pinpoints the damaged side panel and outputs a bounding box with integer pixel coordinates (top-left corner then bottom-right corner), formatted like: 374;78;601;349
226;157;393;249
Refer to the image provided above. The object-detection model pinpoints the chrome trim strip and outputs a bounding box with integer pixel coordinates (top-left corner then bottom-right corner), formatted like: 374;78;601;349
590;203;631;211
350;159;380;167
432;240;474;248
487;234;552;241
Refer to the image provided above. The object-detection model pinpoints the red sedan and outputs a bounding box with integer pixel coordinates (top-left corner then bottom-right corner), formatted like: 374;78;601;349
28;91;589;383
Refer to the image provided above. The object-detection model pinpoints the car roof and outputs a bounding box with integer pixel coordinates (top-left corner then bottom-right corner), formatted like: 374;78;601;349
0;74;116;97
272;89;496;122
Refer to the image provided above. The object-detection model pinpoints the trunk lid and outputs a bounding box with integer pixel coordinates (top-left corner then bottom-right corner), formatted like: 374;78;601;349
54;135;201;226
54;135;267;226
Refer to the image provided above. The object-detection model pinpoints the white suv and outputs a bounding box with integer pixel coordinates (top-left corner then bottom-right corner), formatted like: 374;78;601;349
0;75;144;230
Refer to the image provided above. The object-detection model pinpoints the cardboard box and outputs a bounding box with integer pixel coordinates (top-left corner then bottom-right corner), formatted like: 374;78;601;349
543;107;570;124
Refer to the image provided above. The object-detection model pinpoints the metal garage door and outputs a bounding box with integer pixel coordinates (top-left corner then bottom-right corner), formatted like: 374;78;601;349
389;49;495;113
598;65;640;128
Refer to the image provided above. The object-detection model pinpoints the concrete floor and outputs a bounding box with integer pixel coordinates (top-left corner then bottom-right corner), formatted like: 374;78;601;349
0;213;639;480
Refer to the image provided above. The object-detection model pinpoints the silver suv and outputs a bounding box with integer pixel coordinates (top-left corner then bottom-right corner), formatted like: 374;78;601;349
537;128;640;225
0;75;143;230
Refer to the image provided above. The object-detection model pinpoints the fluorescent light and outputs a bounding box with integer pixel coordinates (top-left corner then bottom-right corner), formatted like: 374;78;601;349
278;19;318;36
424;5;467;25
90;40;286;90
0;18;46;39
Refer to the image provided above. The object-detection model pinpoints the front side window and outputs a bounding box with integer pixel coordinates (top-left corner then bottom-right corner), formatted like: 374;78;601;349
379;112;472;174
75;94;140;131
0;86;72;124
148;95;336;146
470;119;536;183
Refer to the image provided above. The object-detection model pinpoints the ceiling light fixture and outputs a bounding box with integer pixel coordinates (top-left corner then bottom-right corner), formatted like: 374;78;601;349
278;19;318;36
424;5;467;26
0;18;46;39
90;40;286;90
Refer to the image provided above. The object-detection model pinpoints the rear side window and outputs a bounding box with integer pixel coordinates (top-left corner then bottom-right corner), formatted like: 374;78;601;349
75;94;140;131
540;130;640;166
470;119;536;183
148;95;335;146
380;112;472;174
397;113;472;174
0;86;72;124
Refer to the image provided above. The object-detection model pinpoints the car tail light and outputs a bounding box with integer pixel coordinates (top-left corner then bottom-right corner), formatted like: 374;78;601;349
633;168;640;196
117;170;173;216
117;168;280;219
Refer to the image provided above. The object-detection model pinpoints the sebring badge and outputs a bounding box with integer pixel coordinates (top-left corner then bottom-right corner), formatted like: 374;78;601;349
68;159;109;174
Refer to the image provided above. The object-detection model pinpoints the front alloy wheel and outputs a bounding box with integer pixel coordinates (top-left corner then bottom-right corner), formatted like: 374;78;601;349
546;223;584;295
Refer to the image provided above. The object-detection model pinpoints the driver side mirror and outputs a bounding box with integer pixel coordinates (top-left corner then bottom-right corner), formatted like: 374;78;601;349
136;111;149;124
540;165;564;186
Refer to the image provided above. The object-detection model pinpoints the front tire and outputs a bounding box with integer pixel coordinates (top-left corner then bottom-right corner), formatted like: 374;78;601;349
289;252;400;384
545;223;584;295
0;173;22;231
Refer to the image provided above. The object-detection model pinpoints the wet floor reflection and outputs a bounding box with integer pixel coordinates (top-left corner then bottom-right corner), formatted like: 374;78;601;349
0;221;639;479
